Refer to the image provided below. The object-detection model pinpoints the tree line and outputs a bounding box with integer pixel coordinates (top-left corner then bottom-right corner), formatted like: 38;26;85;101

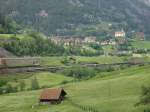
3;32;65;56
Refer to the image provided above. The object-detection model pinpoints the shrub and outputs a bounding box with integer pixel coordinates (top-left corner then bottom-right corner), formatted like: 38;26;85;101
0;80;7;87
61;55;69;64
31;77;40;90
19;80;26;91
60;80;70;85
89;43;103;50
5;84;14;93
136;86;150;106
144;108;150;112
0;88;4;95
95;66;115;73
12;86;18;93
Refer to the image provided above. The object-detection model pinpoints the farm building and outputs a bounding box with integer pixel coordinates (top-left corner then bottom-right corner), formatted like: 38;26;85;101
40;88;67;104
128;57;145;64
0;48;41;68
0;57;41;68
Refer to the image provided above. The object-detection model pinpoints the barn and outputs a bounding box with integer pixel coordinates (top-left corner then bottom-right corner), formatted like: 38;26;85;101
40;88;67;104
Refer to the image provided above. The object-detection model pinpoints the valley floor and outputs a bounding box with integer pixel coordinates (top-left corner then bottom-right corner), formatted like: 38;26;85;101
0;65;150;112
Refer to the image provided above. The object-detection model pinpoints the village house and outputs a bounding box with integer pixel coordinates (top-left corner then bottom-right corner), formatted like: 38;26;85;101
84;36;96;43
135;32;145;41
50;36;63;45
62;37;83;46
114;31;126;38
63;37;74;46
74;38;83;45
50;36;79;45
50;36;97;45
100;39;116;46
114;31;127;44
39;88;67;104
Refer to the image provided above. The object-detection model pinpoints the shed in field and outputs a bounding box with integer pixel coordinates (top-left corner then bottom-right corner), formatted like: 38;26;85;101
128;57;145;64
40;88;67;104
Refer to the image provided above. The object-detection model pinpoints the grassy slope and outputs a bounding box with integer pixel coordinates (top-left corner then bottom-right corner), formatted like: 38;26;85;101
41;57;64;66
0;34;27;39
76;56;125;64
0;65;150;112
0;72;73;90
41;56;126;66
131;41;150;49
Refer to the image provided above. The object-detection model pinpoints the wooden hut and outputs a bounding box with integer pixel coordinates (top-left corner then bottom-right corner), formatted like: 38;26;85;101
39;88;67;104
128;57;145;64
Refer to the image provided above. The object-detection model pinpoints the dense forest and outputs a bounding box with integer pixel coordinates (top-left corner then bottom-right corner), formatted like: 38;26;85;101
3;32;65;56
0;0;150;38
0;14;19;34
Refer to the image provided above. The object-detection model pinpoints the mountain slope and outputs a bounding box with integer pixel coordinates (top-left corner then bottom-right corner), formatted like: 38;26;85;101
0;0;150;38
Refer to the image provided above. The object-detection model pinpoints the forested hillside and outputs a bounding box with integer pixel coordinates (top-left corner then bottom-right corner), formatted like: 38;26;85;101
0;14;19;34
0;0;150;38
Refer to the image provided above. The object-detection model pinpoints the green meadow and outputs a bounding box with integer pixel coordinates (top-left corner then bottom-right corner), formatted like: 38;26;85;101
41;56;126;66
0;72;73;90
0;65;150;112
131;41;150;49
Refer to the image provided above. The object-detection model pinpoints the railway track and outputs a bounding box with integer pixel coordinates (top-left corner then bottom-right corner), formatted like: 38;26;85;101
0;62;150;74
0;66;65;74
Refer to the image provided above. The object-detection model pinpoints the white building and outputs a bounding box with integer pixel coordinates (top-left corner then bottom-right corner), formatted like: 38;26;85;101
84;36;96;43
115;31;126;37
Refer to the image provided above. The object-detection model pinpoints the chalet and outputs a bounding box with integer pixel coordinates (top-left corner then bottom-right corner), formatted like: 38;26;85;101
100;39;116;46
114;31;126;38
40;88;67;104
135;32;145;41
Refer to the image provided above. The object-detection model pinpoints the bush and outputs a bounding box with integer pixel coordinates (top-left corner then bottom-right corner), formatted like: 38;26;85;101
136;86;150;106
63;66;96;80
0;80;7;87
61;55;69;64
0;88;4;95
94;66;115;73
89;43;103;50
144;108;150;112
5;84;14;93
19;80;26;91
60;80;70;85
31;77;40;90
